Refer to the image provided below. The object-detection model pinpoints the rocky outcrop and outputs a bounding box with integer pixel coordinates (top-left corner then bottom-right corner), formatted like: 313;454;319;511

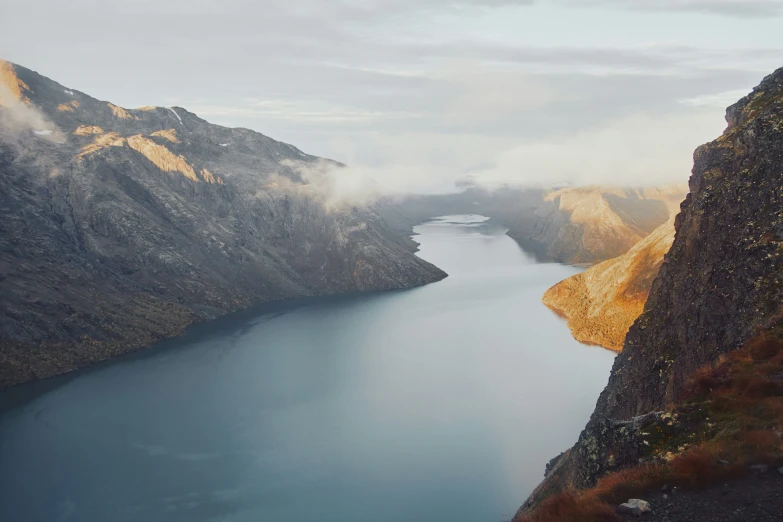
0;60;446;387
543;215;677;351
518;65;783;516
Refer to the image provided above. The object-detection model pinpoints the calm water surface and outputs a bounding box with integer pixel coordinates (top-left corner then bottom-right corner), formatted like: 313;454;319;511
0;215;615;522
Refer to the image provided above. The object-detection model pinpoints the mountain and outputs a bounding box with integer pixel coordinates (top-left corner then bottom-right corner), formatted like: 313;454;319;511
385;185;685;265
507;185;684;265
517;66;783;518
542;215;676;351
0;60;446;387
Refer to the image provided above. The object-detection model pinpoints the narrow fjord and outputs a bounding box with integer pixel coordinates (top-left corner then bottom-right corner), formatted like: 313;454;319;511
0;216;615;522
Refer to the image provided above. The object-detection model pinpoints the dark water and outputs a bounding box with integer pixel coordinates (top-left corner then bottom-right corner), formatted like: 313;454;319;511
0;215;615;522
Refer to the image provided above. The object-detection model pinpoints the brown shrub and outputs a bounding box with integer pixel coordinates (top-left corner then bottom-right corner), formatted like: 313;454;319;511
746;335;783;360
523;492;619;522
741;429;780;450
742;378;783;399
588;464;665;505
670;448;713;487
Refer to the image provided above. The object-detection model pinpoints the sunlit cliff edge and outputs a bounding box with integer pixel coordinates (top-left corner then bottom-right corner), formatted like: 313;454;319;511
542;215;677;351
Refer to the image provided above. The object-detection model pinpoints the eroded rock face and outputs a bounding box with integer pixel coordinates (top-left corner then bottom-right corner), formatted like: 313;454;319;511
0;60;446;387
542;215;678;351
517;65;783;516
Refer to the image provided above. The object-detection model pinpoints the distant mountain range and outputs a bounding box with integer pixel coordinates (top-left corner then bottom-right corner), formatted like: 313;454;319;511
387;184;685;265
0;60;445;387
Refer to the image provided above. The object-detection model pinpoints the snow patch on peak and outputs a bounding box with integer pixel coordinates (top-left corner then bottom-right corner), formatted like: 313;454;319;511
167;107;183;125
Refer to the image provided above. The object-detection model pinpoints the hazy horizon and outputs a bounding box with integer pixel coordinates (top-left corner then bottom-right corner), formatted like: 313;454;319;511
3;0;782;195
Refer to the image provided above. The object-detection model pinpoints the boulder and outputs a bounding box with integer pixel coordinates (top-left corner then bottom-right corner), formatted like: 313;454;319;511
618;503;642;517
619;499;651;516
628;499;652;513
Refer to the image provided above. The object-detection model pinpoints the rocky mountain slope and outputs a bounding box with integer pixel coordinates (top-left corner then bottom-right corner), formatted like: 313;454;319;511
0;60;446;387
516;65;783;517
510;185;684;265
542;215;677;351
386;185;685;265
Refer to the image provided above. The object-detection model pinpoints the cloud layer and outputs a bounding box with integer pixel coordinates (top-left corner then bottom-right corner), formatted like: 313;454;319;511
1;0;781;194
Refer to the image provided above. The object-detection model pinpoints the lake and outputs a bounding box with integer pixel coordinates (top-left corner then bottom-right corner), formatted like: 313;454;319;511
0;215;615;522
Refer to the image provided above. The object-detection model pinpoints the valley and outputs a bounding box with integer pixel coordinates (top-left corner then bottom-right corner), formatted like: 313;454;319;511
2;52;782;522
0;216;615;522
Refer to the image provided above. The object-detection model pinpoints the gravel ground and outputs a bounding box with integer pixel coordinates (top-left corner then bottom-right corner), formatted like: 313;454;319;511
619;468;783;522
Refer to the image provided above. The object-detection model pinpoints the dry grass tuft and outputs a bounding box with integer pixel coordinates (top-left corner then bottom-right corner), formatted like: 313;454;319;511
74;125;104;136
107;103;137;120
150;129;180;143
57;100;80;112
525;492;620;522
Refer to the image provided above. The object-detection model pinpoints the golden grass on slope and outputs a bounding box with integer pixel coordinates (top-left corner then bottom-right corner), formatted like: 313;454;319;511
0;59;32;107
518;329;783;522
200;169;225;185
57;100;80;112
107;103;137;120
78;132;125;157
125;135;198;182
78;132;201;183
74;125;104;136
136;106;158;111
150;129;180;143
543;216;676;350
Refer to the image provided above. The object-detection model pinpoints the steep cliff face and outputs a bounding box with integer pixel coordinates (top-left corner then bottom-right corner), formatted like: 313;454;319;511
543;215;677;351
518;65;783;515
0;60;446;387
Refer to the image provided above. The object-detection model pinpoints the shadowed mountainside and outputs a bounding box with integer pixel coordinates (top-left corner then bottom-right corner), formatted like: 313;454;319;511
0;60;446;387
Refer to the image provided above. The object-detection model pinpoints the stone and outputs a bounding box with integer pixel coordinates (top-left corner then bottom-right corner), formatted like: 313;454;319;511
777;467;783;475
628;499;652;513
749;464;769;474
717;459;730;465
661;484;669;491
618;503;643;517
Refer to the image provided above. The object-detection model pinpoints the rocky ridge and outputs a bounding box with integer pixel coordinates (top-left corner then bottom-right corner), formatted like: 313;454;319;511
0;60;446;387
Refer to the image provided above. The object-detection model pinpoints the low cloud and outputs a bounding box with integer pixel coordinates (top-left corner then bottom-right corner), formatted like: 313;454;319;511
0;83;61;142
276;106;727;207
466;110;727;188
568;0;783;17
275;158;461;209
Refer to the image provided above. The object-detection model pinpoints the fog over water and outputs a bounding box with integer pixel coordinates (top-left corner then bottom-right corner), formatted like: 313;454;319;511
0;215;616;522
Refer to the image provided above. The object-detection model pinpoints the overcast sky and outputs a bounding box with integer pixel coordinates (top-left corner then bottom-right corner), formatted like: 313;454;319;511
2;0;782;193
